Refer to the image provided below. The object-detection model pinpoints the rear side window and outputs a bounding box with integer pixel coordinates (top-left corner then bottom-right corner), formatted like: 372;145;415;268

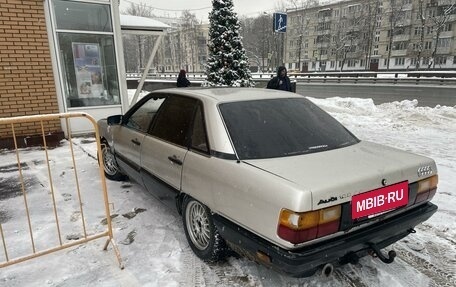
150;96;197;147
190;104;209;153
219;98;359;160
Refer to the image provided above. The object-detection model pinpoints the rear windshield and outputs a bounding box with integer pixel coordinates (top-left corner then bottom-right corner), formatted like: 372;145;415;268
219;98;359;160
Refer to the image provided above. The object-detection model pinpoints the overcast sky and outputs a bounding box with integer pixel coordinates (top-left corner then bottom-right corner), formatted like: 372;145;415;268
119;0;284;22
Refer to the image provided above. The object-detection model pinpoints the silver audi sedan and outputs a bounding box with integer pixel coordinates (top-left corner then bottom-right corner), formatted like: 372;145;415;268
98;88;438;277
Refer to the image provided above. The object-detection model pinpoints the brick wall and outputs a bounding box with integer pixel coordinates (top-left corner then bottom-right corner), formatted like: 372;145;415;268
0;0;61;142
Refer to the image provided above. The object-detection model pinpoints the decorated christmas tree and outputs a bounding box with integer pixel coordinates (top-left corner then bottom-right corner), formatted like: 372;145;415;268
203;0;255;87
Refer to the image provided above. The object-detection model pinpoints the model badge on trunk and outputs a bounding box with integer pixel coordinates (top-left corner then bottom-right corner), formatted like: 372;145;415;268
318;196;337;205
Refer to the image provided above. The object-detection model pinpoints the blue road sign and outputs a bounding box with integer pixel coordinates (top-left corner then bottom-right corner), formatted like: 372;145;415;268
273;13;287;33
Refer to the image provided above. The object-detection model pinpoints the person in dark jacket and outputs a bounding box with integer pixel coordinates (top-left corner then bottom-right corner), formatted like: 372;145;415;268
177;69;191;87
266;66;292;92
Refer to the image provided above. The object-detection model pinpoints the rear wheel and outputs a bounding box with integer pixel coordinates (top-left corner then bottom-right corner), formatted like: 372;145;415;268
182;197;227;262
100;142;126;181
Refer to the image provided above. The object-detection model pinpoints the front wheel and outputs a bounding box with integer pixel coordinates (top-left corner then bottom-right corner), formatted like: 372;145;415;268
100;142;126;181
182;197;227;262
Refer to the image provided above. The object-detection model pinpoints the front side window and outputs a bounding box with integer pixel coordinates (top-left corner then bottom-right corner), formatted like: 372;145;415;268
125;96;166;132
150;96;198;147
219;98;359;160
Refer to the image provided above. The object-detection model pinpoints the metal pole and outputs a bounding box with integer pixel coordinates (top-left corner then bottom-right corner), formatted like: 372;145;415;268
131;34;164;107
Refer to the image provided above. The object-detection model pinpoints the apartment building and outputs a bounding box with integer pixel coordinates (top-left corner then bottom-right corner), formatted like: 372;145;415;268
155;17;209;73
285;0;456;72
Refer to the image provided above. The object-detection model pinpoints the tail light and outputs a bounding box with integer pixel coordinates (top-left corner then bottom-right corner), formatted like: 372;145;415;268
415;175;438;204
277;205;341;244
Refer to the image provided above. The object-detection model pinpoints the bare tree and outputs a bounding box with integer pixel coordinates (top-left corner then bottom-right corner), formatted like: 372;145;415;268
361;0;381;70
180;11;202;72
123;3;155;73
385;0;407;70
240;14;274;72
412;0;427;70
429;2;455;68
287;0;319;71
330;3;364;71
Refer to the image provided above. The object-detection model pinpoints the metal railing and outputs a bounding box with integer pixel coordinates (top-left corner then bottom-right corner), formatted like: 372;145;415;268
126;71;456;86
0;113;123;269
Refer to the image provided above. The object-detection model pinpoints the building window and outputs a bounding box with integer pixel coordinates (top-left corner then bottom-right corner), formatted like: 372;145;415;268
437;38;451;48
410;58;417;66
435;56;446;65
57;33;120;108
394;58;405;65
414;27;422;35
53;0;112;32
393;41;408;50
384;58;388;66
422;57;429;65
443;23;452;32
425;41;432;49
330;61;335;68
53;0;120;108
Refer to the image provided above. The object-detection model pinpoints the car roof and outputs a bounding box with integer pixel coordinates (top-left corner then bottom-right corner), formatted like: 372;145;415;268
152;87;302;104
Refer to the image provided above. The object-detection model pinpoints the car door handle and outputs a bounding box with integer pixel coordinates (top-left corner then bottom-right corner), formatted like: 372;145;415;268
131;139;141;146
168;155;183;166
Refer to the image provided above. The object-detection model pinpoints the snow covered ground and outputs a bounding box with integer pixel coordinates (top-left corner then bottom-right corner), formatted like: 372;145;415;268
0;97;455;287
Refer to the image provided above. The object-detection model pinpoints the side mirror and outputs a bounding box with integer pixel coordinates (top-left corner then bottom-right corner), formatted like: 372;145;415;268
107;115;122;125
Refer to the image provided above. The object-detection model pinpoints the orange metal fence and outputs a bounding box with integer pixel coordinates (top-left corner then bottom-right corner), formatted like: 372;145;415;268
0;112;123;269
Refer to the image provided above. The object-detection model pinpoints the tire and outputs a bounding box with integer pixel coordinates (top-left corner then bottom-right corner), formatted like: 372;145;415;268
100;142;126;181
182;197;227;262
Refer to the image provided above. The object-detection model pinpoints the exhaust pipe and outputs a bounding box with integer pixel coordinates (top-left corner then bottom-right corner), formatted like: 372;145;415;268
321;263;334;277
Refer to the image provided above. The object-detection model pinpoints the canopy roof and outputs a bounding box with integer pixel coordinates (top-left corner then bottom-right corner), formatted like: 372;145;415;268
120;15;169;32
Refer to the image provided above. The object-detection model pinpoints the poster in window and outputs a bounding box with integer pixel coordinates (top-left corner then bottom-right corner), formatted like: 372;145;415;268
72;43;104;98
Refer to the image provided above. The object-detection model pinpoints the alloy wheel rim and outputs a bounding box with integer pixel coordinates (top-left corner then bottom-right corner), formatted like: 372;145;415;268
186;201;210;250
102;146;119;176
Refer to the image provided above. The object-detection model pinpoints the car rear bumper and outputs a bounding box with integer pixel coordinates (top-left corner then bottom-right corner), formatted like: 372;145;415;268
213;202;437;277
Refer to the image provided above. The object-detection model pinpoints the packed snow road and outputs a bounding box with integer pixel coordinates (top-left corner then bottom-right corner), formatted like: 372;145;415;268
0;97;455;287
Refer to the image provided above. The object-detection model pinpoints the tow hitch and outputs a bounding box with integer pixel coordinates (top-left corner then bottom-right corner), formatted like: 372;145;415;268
369;243;396;264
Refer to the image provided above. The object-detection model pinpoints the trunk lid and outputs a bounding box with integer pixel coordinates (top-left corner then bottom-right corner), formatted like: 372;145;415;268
243;141;436;210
